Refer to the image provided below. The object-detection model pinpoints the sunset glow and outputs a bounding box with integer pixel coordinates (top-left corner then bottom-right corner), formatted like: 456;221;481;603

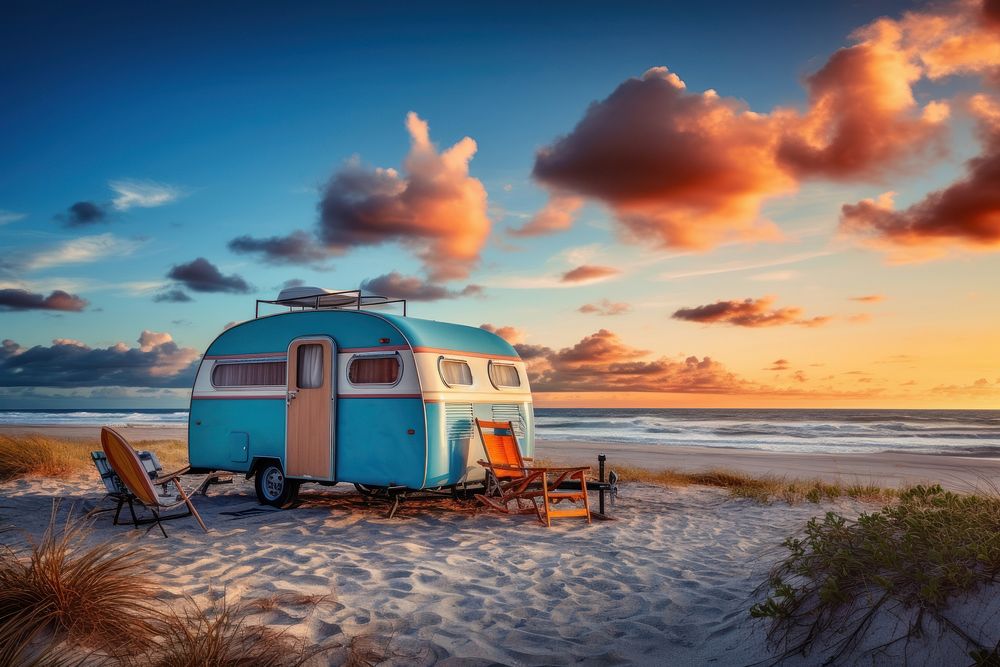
1;0;998;409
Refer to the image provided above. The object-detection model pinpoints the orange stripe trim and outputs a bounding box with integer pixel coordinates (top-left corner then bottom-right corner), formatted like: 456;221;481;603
340;345;410;353
411;346;521;361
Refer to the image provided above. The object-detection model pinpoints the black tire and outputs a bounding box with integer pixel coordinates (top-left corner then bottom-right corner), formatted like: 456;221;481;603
254;461;300;508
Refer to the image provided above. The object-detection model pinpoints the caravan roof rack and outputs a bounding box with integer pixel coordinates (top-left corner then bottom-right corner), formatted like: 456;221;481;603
255;287;407;318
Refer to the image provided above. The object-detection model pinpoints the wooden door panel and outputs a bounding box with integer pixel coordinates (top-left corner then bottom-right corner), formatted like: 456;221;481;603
286;338;333;479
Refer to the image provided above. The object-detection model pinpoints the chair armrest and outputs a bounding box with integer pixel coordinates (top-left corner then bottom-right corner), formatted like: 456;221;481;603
155;466;191;484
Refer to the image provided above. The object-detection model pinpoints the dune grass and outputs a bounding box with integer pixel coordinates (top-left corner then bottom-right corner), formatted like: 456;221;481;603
0;434;188;481
0;504;159;664
597;463;898;505
135;596;326;667
751;484;1000;664
0;507;336;666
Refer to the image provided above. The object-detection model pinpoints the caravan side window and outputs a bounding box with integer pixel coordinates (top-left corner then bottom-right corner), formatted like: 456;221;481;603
348;354;401;385
212;360;287;387
439;358;473;387
488;361;521;388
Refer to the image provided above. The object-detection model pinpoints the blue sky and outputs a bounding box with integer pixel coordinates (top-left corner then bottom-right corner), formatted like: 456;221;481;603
2;0;999;408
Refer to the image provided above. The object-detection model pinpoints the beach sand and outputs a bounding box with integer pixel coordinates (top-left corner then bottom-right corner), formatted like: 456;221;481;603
2;424;998;664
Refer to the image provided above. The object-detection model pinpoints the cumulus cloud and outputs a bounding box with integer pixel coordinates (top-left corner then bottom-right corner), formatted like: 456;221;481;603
479;323;526;345
0;331;199;387
840;95;1000;260
776;19;949;179
578;299;631;316
509;194;583;236
533;67;791;250
900;0;1000;80
317;112;491;280
0;289;88;312
152;289;193;303
228;230;329;266
560;265;620;284
109;179;182;211
528;1;994;252
166;257;252;294
58;201;107;227
360;272;482;301
672;296;831;328
520;329;750;393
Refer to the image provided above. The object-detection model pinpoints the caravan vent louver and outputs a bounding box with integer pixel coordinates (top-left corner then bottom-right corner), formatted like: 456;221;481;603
491;403;525;438
445;403;475;441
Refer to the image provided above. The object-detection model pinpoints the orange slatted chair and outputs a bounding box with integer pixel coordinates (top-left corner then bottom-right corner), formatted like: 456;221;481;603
100;427;208;537
475;419;591;527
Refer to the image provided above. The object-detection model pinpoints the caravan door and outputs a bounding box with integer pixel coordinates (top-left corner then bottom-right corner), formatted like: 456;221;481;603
285;337;335;480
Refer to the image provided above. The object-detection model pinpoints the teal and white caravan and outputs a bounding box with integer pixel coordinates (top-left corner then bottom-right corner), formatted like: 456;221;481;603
187;287;533;507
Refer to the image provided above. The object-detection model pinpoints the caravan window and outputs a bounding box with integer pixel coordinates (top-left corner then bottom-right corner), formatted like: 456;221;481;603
439;358;473;387
488;362;521;388
296;344;324;389
212;360;286;387
348;354;401;385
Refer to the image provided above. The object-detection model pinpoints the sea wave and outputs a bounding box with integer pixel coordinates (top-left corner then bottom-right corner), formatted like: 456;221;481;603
534;408;1000;455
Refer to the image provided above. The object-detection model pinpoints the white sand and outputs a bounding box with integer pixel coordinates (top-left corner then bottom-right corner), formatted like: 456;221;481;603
2;425;999;663
2;470;996;665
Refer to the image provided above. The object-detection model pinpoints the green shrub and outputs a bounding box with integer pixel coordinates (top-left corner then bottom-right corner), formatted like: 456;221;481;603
752;484;1000;662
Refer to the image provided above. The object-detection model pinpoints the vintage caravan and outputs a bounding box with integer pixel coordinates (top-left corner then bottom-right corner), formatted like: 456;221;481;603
187;287;534;507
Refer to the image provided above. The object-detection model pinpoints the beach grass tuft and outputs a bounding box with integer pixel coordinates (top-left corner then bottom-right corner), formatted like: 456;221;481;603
0;434;188;481
602;463;896;504
136;596;326;667
0;504;159;664
751;484;1000;663
0;435;77;480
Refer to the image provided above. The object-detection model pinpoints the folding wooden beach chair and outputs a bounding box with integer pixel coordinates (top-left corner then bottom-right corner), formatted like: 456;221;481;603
100;426;208;537
475;419;591;527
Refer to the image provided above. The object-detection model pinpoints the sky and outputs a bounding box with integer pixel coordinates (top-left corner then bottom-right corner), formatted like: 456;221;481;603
1;0;999;409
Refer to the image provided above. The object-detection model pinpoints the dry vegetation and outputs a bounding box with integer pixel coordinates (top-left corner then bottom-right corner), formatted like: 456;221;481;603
598;463;898;504
0;434;188;481
0;507;341;666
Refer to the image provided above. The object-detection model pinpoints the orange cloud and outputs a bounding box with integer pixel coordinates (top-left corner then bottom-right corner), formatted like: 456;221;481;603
317;113;490;280
560;265;620;284
523;329;750;393
776;19;948;179
533;67;791;250
578;299;631;316
479;323;526;345
900;0;1000;80
671;297;831;328
527;1;986;252
840;95;1000;260
509;194;583;236
849;294;885;302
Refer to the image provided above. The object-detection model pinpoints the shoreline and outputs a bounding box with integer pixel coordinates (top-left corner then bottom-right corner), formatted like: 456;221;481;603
3;423;1000;492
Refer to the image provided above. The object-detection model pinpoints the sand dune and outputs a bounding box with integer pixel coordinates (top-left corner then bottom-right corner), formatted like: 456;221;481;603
4;469;992;666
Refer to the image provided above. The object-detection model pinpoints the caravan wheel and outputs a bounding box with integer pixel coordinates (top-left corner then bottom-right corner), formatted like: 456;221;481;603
254;462;300;508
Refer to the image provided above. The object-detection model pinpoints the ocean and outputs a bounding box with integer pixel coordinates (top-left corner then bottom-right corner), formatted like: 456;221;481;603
1;408;998;456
